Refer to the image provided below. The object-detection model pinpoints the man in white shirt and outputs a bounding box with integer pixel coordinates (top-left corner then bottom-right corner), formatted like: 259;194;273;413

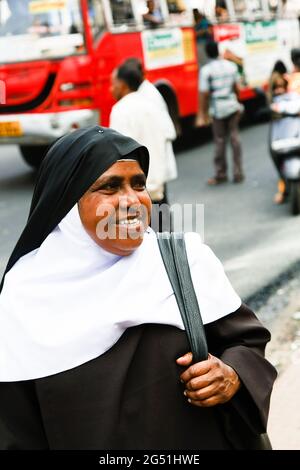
109;63;175;230
198;41;244;185
123;57;178;187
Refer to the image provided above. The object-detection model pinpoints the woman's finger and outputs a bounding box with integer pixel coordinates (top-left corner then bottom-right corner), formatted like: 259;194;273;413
187;394;222;408
184;383;218;401
184;371;214;391
176;352;193;366
180;358;211;383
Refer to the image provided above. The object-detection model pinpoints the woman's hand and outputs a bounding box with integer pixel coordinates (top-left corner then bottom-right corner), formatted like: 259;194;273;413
176;352;241;407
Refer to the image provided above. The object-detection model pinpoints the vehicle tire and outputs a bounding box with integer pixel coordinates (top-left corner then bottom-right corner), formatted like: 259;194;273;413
19;145;48;169
290;181;300;215
243;89;269;123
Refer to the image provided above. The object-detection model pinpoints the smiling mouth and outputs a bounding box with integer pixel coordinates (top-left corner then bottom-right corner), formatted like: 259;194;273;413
115;213;146;227
118;217;141;226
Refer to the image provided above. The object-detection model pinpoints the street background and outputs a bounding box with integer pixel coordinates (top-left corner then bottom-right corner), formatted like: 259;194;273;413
1;121;300;449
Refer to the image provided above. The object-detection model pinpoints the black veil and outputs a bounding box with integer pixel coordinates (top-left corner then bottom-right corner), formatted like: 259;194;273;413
0;126;149;291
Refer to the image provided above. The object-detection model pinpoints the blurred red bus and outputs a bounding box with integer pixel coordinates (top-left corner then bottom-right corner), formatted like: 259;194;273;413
0;0;198;167
0;1;299;168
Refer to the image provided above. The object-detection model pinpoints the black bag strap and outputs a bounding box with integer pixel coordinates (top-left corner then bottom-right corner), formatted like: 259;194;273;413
157;232;208;363
158;234;272;450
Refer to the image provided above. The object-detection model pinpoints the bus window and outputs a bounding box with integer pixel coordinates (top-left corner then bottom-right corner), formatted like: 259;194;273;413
247;0;268;18
109;0;135;27
232;0;248;18
231;0;266;19
0;0;84;37
142;0;164;27
166;0;192;25
272;0;299;17
248;0;264;16
0;0;85;62
268;0;281;15
88;0;105;39
215;1;230;22
167;0;185;14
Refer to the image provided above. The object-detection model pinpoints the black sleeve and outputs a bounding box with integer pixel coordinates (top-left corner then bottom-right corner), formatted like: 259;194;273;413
0;381;48;450
205;303;277;433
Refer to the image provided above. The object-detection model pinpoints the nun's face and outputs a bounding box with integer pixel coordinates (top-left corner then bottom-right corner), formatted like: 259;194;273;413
78;161;152;256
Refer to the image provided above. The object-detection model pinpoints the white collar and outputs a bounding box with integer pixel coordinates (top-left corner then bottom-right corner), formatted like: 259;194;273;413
0;207;240;381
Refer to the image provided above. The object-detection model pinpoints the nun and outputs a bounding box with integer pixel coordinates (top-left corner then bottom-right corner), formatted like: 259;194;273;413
0;126;276;450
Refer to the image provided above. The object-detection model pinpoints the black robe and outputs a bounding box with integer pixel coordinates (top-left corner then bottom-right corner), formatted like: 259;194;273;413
0;304;277;450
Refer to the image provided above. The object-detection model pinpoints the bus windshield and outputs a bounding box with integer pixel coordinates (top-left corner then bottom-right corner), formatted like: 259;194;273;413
0;0;85;64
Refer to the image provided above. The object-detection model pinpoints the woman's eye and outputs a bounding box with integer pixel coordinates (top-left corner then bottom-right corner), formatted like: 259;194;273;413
133;182;146;190
97;183;119;192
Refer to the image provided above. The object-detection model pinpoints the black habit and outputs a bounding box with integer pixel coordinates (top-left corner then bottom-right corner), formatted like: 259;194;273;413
0;305;276;450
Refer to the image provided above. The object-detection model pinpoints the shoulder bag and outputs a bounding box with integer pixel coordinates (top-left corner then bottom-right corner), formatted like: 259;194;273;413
157;232;272;450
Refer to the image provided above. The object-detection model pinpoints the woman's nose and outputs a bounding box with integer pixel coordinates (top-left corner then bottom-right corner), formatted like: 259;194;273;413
124;186;140;203
119;188;140;209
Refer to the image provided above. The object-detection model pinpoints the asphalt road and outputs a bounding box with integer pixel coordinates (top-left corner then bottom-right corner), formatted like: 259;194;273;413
169;122;300;299
1;122;300;300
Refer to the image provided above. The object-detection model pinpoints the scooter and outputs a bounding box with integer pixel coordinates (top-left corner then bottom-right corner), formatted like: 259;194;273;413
283;154;300;215
270;95;300;215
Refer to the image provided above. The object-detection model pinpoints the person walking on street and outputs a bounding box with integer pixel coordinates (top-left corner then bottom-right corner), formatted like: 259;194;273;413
269;50;300;205
197;41;244;185
269;60;288;100
109;63;175;231
288;48;300;94
268;60;289;205
123;57;178;198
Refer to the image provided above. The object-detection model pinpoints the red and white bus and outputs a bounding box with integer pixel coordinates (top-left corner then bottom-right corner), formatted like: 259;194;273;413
0;0;299;167
204;0;300;106
0;0;199;167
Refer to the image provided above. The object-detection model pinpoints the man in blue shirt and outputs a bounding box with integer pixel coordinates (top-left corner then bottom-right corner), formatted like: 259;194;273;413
198;41;244;185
